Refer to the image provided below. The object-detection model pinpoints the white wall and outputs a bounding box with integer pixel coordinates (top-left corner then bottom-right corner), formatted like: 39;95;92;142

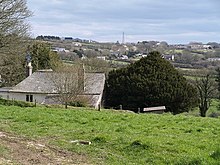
0;92;10;100
0;92;47;104
0;91;104;108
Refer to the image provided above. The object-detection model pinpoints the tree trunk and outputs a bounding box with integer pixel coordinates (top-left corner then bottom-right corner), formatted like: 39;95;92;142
65;102;68;109
200;110;206;117
200;107;207;117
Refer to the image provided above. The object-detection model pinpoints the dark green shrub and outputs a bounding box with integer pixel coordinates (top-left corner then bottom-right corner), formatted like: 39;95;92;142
209;112;220;118
210;148;220;160
0;98;35;107
175;158;202;165
68;101;87;107
129;140;150;150
92;136;106;143
105;51;198;114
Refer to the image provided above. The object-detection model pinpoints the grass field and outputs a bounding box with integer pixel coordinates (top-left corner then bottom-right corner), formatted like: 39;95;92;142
0;105;220;164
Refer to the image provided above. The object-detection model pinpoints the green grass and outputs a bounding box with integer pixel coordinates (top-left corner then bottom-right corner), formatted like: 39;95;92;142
0;145;9;156
0;105;220;164
0;144;10;162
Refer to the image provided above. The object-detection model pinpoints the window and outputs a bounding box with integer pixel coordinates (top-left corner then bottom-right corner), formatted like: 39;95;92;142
26;95;33;102
26;95;29;102
30;95;33;102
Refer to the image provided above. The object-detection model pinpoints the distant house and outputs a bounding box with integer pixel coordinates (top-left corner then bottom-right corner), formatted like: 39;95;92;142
97;56;106;60
162;54;175;61
135;53;147;58
143;106;166;114
52;47;70;53
119;55;129;60
0;68;105;109
188;43;212;50
72;42;82;47
207;58;220;62
172;44;188;49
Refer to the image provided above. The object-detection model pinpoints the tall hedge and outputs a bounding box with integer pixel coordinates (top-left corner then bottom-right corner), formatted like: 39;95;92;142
105;51;197;114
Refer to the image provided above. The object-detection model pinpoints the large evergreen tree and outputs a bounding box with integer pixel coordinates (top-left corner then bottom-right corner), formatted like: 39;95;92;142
105;51;197;114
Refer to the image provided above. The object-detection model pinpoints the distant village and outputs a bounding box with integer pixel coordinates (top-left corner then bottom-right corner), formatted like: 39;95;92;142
36;35;220;70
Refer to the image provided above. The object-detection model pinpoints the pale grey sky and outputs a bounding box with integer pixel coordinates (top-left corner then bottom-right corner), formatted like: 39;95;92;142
27;0;220;44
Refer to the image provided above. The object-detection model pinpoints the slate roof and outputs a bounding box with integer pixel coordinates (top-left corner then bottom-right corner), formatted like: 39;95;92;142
9;70;105;94
0;87;12;92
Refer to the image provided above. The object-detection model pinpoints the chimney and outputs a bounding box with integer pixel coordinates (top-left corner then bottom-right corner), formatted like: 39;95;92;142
78;64;85;92
26;62;33;77
26;53;32;77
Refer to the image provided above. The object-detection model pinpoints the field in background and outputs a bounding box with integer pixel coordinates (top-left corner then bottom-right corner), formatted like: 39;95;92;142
0;105;220;164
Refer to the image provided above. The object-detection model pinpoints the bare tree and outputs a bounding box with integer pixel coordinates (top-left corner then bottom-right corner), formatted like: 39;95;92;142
49;64;88;109
0;0;32;86
83;58;110;73
0;0;32;50
196;74;216;117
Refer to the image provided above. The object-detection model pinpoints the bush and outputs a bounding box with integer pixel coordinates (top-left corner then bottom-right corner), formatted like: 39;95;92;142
175;158;203;165
208;112;220;118
210;148;220;160
0;98;35;107
68;96;89;107
68;101;87;107
129;140;150;150
92;136;106;143
69;101;80;107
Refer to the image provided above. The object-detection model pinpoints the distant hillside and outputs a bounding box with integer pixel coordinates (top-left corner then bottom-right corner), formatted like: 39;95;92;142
34;37;220;71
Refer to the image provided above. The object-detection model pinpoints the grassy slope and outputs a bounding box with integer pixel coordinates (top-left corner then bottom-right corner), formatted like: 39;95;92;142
0;105;220;164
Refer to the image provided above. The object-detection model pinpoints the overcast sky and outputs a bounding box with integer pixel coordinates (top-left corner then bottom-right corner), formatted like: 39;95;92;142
27;0;220;44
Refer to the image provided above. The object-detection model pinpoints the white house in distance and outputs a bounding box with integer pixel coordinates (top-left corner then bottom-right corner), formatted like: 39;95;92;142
0;62;105;109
